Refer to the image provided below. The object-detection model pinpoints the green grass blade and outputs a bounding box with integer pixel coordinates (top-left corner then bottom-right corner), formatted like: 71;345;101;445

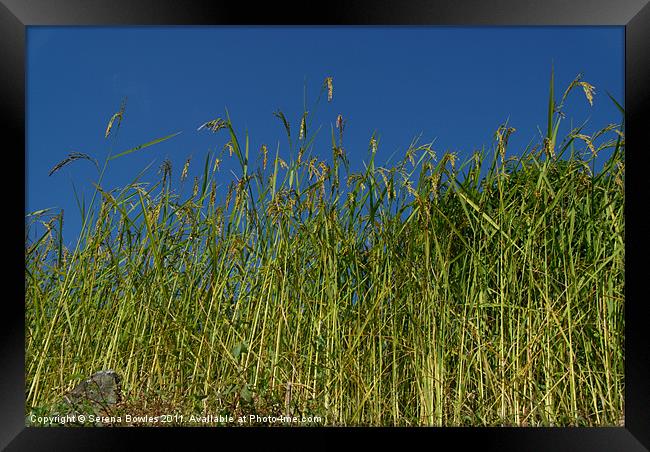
109;131;182;160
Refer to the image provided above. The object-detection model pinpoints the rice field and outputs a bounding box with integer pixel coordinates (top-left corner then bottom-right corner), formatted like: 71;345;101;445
25;73;624;426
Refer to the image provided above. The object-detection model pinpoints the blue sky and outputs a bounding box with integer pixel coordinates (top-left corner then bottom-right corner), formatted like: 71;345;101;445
26;27;624;246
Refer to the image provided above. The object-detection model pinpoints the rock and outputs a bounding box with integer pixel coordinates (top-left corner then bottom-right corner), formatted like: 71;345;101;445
63;370;122;417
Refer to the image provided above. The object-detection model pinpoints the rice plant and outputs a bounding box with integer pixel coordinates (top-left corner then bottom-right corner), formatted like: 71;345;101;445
25;73;624;426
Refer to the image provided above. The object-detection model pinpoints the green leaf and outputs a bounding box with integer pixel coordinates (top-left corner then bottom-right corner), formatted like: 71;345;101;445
240;384;253;404
547;64;555;142
273;110;291;139
606;91;625;121
57;210;64;268
200;151;211;200
231;342;248;360
109;131;182;160
26;208;55;218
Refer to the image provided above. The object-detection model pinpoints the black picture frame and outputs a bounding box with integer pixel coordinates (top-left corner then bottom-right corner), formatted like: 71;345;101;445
4;1;649;450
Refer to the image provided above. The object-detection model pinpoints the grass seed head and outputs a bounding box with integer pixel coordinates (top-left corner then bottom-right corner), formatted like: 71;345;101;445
105;113;121;139
336;114;345;133
159;159;172;186
573;133;597;155
579;81;596;106
192;176;199;198
448;152;458;169
225;142;234;157
615;162;624;190
325;77;333;102
198;118;227;133
105;98;127;139
370;137;378;154
49;153;99;177
225;182;234;209
261;144;268;170
181;156;191;182
299;113;308;140
560;74;595;108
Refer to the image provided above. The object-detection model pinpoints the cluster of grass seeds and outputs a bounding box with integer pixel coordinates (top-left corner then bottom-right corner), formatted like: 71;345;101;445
26;73;624;426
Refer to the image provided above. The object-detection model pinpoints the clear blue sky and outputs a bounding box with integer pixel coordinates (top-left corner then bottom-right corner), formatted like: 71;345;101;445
26;27;624;247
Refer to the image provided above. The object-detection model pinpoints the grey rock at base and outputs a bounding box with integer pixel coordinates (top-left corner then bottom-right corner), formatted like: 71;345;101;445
63;370;122;416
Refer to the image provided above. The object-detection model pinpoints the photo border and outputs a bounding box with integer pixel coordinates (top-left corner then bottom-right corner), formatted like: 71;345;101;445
3;0;649;449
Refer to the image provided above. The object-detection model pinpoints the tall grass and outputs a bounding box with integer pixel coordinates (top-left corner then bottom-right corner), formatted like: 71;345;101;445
25;74;624;426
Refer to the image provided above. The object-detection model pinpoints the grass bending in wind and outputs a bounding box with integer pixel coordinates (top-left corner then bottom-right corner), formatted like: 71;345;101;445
25;74;624;426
